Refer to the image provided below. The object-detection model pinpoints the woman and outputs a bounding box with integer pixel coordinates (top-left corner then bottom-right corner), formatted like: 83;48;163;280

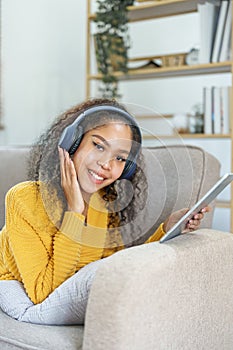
0;98;209;325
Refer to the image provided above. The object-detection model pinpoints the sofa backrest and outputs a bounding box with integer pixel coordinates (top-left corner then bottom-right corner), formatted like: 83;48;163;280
0;147;30;228
140;145;220;240
0;145;220;233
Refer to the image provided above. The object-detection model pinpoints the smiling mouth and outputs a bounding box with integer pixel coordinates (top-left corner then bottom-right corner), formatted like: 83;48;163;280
88;170;105;181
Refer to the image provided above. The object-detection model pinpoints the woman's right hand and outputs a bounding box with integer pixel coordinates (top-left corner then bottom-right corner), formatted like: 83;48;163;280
58;147;85;214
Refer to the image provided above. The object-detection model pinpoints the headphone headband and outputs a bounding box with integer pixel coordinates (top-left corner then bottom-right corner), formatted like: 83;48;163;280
58;104;142;179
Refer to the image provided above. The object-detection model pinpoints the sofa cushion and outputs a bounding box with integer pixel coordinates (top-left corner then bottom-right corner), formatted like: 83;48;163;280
0;310;84;350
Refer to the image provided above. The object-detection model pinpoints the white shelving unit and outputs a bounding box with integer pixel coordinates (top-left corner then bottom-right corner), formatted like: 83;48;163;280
86;0;233;231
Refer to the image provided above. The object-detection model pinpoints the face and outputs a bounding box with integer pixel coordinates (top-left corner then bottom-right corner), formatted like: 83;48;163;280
72;122;133;199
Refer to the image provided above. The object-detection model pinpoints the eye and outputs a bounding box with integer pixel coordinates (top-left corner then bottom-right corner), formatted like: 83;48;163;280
93;141;104;151
116;155;127;162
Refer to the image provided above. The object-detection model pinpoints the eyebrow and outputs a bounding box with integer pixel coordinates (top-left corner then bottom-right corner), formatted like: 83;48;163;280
92;134;130;155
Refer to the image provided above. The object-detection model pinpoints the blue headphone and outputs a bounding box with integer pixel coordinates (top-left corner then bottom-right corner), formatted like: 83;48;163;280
58;105;142;180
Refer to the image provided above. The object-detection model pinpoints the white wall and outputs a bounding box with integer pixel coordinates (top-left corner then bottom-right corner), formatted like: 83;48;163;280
0;0;87;146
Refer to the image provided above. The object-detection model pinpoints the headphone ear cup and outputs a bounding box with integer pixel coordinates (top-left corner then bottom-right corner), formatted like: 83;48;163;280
69;136;82;155
68;125;84;155
58;124;84;154
120;160;137;180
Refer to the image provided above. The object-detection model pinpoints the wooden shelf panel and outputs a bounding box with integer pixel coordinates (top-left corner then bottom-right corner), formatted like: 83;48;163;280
142;133;231;139
88;62;232;81
127;0;198;22
216;200;231;209
135;114;173;119
137;0;164;2
89;0;198;22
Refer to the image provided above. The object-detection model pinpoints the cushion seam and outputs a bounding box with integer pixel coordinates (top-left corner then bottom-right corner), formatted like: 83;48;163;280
0;335;42;350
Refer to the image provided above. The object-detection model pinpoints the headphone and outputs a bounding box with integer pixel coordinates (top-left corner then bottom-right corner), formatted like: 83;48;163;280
58;105;142;180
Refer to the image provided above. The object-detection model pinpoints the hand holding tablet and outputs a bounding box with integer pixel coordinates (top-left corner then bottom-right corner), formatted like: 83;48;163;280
160;173;233;243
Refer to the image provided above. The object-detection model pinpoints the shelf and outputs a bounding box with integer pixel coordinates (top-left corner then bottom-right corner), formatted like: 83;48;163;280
87;0;233;232
142;133;231;139
135;114;173;119
88;62;232;81
89;0;198;22
216;200;231;209
127;0;198;22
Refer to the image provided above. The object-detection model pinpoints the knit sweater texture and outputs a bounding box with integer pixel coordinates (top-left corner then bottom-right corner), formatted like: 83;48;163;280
0;181;165;304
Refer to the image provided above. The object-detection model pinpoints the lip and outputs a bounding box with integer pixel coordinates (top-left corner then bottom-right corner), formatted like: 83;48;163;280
88;169;107;184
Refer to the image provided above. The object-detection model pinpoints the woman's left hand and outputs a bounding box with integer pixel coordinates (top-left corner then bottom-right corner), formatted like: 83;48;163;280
163;206;211;233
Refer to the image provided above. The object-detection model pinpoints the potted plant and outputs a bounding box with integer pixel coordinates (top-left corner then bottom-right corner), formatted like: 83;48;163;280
94;0;135;98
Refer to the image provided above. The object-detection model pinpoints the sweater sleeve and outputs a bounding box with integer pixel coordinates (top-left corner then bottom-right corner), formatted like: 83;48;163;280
5;182;86;304
144;223;165;243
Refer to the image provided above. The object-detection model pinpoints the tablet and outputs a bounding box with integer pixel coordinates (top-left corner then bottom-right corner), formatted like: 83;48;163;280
159;173;233;243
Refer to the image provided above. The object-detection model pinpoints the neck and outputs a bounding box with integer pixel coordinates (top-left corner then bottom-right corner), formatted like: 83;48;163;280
82;191;92;205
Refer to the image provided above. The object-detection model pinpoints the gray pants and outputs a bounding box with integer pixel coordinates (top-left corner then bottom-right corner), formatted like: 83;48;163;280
0;258;104;325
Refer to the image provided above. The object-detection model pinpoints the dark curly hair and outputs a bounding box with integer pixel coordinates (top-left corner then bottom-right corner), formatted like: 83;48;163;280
27;98;148;249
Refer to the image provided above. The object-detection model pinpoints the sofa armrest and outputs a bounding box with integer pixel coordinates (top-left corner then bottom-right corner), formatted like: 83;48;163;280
83;229;233;350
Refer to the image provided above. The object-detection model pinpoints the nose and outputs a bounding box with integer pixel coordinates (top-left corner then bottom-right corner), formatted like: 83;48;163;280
97;158;111;170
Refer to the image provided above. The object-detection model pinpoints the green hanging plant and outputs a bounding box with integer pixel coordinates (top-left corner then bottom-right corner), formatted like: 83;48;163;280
94;0;135;98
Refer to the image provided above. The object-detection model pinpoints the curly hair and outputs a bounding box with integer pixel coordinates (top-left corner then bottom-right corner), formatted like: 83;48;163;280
27;98;148;248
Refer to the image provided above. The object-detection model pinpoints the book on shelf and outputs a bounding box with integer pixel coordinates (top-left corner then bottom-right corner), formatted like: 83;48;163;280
199;1;220;63
211;86;215;133
219;0;232;62
203;85;231;135
203;87;212;134
213;86;221;134
220;86;231;134
211;0;229;63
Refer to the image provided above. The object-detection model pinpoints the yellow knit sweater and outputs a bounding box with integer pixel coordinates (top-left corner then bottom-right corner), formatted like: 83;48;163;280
0;181;165;304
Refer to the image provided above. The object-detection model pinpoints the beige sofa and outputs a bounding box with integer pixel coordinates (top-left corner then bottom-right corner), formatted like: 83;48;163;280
0;145;233;350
